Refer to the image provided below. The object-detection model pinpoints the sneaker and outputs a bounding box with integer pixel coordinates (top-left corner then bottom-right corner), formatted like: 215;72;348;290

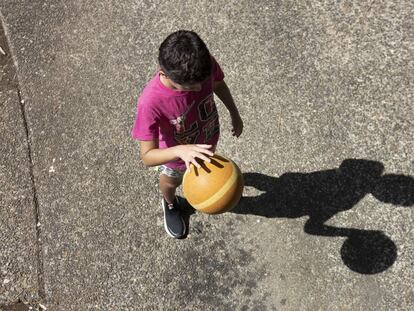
162;197;186;239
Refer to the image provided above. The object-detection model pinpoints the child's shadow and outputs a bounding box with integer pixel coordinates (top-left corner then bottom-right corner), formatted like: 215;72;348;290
232;159;414;274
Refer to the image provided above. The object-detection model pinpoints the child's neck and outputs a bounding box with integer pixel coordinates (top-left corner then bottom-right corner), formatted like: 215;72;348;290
159;72;177;90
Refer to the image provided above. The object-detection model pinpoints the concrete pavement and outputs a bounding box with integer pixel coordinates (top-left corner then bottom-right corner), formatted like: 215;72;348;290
1;1;413;310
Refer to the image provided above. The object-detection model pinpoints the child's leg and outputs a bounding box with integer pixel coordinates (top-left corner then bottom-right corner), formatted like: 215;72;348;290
159;174;182;204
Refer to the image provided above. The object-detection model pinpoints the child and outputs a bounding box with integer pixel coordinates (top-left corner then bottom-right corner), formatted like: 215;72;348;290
131;30;243;239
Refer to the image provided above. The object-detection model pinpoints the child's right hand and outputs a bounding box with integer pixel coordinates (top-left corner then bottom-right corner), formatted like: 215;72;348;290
173;144;214;171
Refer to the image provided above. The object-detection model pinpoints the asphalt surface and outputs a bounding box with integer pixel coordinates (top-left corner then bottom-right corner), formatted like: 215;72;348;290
1;1;413;310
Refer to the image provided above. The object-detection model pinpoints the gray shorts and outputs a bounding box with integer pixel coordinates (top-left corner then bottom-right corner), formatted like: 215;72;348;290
157;165;186;179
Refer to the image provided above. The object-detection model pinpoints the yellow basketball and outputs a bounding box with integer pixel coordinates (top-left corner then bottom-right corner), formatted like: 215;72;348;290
182;154;244;214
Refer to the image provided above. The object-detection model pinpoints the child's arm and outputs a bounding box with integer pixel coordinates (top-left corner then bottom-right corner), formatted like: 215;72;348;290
140;140;214;170
213;80;243;137
213;80;238;115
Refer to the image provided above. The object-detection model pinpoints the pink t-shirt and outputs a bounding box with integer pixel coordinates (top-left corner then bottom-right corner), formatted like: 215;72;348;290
131;57;225;171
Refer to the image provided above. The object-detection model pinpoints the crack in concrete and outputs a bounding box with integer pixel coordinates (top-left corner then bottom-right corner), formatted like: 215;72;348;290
0;11;46;301
16;90;46;300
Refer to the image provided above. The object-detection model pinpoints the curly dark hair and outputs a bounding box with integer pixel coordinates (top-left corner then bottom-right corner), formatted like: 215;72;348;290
158;30;212;85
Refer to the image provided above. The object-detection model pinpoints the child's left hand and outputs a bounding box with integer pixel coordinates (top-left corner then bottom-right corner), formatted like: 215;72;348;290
231;114;243;137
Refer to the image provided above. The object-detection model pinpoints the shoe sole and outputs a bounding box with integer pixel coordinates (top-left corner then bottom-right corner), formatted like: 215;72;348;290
162;198;186;239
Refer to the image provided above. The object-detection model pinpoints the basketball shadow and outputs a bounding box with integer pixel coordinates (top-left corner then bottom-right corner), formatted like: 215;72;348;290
232;159;414;274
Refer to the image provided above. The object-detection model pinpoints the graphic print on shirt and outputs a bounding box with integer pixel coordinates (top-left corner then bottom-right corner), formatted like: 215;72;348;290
169;94;219;145
174;120;200;144
169;100;200;144
198;95;219;142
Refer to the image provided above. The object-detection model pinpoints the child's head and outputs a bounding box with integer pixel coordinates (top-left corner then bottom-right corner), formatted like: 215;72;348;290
158;30;212;89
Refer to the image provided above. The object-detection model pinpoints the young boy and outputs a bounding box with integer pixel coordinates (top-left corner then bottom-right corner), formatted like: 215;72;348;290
131;30;243;239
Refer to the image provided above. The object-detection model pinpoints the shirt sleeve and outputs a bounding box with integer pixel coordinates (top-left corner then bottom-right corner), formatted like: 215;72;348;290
211;56;224;82
131;97;160;141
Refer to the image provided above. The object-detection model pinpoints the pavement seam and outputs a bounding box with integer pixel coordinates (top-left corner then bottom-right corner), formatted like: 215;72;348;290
0;10;46;302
